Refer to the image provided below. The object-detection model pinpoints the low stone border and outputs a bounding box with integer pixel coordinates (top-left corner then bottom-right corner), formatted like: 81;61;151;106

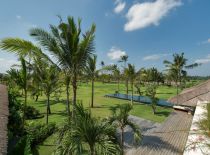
184;101;210;155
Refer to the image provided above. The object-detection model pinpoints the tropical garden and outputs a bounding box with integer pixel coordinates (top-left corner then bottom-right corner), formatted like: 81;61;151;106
0;16;202;155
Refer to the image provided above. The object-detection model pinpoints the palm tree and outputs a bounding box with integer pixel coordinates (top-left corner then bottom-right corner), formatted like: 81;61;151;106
85;55;97;108
33;58;60;124
119;55;129;95
56;103;120;155
104;64;121;93
145;84;158;114
110;104;141;153
118;55;128;68
164;53;199;104
100;61;105;83
125;64;136;104
30;16;96;117
6;57;28;124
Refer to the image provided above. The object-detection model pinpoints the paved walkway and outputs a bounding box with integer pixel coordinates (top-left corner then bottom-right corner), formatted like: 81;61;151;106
0;85;9;155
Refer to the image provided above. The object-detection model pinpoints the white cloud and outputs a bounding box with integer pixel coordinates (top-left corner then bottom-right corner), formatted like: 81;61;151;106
107;47;126;60
0;58;19;73
114;0;126;14
199;38;210;45
124;0;182;31
143;53;170;61
16;15;22;19
195;54;210;64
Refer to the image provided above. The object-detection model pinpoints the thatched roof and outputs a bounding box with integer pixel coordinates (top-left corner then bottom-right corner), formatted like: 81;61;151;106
0;85;9;155
168;79;210;107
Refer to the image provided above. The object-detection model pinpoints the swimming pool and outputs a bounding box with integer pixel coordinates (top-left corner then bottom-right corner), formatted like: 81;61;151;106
104;93;173;108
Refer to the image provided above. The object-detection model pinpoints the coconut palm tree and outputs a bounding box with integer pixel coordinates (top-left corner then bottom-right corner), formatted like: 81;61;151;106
100;61;105;83
104;64;121;93
85;55;97;108
145;84;158;114
110;104;141;153
125;64;136;104
56;103;120;155
6;57;28;124
164;53;199;104
30;16;96;117
119;55;129;95
33;58;60;124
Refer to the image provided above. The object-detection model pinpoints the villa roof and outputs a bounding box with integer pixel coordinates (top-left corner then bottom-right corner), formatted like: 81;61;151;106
127;110;193;155
0;84;9;155
168;79;210;107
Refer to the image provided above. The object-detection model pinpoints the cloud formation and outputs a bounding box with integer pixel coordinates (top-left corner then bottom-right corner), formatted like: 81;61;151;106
0;58;19;73
107;47;126;60
195;54;210;64
124;0;182;31
114;0;126;14
16;15;22;19
143;53;170;61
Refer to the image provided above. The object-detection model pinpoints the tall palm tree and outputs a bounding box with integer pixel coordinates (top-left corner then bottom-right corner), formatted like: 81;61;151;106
119;55;129;95
30;16;96;117
104;64;121;93
100;61;105;83
33;58;60;124
164;53;199;104
145;84;158;114
56;103;120;155
85;55;97;108
125;64;136;104
110;104;141;153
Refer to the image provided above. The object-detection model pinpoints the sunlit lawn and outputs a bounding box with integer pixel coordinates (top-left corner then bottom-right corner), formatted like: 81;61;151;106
25;81;177;155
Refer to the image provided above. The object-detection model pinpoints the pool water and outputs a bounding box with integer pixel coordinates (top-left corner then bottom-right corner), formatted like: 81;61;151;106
105;93;173;108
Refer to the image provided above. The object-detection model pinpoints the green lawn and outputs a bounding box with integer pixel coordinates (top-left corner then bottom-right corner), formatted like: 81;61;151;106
25;82;177;155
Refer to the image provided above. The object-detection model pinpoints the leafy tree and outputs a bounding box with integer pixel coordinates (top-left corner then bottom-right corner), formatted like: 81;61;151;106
56;103;120;155
30;16;96;117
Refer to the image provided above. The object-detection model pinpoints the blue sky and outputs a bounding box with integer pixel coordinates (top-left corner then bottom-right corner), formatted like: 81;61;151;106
0;0;210;76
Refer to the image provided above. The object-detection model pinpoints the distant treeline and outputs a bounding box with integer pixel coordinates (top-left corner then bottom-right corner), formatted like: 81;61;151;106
188;76;210;80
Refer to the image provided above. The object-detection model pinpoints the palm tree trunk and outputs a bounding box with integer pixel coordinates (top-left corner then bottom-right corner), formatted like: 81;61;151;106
90;145;95;155
66;81;70;116
131;82;133;105
46;95;50;124
35;95;39;101
91;79;94;108
126;79;128;95
118;78;120;93
23;88;27;125
72;74;77;117
121;127;124;154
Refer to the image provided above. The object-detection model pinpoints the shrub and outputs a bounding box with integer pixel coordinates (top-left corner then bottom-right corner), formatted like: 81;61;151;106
8;91;23;136
25;106;44;120
26;123;56;147
9;136;32;155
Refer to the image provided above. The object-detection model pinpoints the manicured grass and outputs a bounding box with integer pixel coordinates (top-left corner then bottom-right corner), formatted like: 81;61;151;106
25;82;177;154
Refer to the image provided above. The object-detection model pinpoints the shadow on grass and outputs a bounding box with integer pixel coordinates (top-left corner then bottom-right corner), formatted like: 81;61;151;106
35;99;67;108
155;111;171;117
156;92;173;95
